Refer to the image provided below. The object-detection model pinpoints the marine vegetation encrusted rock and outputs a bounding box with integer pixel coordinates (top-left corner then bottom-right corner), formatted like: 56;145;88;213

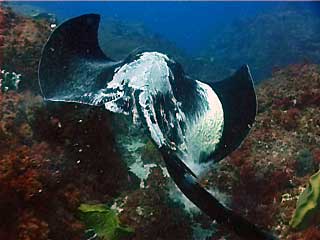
202;63;320;239
0;6;51;92
0;90;133;240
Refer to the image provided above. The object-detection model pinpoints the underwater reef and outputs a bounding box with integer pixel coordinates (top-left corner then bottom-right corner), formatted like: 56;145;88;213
0;6;52;92
197;4;320;83
0;5;320;240
98;18;193;71
204;63;320;240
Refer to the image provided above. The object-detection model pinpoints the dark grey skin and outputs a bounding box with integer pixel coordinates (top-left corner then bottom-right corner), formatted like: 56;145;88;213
38;14;278;240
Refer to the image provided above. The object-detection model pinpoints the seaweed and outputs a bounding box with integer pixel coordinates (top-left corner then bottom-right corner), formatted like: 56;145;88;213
78;204;134;240
290;169;320;230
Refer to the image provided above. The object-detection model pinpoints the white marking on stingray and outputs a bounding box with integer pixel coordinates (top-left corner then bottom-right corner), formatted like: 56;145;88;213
182;80;224;174
98;52;182;147
111;52;170;92
90;51;224;192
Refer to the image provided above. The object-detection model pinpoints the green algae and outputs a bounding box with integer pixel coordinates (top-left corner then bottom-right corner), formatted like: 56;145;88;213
78;204;134;240
290;169;320;230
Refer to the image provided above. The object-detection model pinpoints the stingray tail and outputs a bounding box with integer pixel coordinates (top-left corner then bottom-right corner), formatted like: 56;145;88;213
38;14;121;105
160;146;278;240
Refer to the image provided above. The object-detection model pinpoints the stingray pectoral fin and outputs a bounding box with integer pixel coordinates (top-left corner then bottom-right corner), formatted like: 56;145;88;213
38;14;121;105
209;65;257;162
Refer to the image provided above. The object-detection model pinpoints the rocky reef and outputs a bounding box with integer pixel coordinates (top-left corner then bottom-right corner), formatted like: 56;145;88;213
197;4;320;83
203;63;320;239
0;5;52;92
98;18;193;72
0;4;320;240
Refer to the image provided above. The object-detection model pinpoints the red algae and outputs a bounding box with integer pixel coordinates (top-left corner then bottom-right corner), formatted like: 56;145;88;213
204;63;320;239
0;8;129;238
0;92;131;239
0;6;51;92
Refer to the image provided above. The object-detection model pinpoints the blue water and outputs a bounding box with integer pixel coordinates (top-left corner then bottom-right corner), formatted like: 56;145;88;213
23;1;318;55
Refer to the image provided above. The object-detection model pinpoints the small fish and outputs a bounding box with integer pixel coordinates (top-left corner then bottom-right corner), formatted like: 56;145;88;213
38;14;277;240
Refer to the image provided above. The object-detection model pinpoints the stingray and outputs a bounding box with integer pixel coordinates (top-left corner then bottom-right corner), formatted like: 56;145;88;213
38;14;277;240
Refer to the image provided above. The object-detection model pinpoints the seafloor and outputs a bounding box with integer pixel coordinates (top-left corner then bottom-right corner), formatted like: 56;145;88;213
0;5;320;240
